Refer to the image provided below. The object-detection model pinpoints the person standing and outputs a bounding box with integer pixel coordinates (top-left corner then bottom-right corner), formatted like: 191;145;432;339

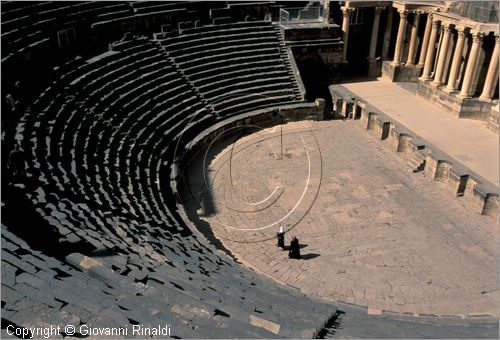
288;236;301;259
8;144;26;182
277;226;285;249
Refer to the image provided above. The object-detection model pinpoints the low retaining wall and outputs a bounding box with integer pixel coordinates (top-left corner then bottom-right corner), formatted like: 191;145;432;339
330;84;499;217
417;80;495;123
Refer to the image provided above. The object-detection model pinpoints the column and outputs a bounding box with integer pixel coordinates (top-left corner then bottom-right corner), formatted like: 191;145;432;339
480;36;499;100
392;9;408;65
406;11;421;65
418;13;432;67
459;31;485;98
445;27;467;92
420;19;440;80
323;0;330;24
341;6;352;63
382;8;393;59
368;6;384;59
433;24;452;85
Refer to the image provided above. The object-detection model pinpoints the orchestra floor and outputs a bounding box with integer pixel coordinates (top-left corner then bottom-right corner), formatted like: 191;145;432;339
182;119;498;318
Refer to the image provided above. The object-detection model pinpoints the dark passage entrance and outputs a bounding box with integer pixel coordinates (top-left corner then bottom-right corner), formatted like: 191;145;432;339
293;52;334;117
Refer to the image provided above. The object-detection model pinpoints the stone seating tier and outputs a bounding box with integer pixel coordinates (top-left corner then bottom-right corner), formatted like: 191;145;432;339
3;18;330;336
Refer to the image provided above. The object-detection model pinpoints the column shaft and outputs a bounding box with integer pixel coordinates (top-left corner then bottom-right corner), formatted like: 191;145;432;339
406;12;421;65
445;28;467;92
433;24;452;85
420;20;440;80
459;31;485;98
382;9;393;59
480;36;499;100
341;7;351;63
392;10;408;65
418;14;432;66
369;7;383;59
323;0;330;24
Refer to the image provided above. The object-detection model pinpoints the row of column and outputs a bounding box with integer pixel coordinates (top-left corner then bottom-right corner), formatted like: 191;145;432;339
340;5;499;101
390;9;499;100
367;8;426;65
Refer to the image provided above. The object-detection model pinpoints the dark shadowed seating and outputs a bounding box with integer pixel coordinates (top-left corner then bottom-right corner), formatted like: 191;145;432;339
2;6;333;333
155;21;303;115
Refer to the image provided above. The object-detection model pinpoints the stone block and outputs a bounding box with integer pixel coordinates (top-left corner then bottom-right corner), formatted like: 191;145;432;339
370;116;391;141
487;103;499;133
434;160;452;181
386;123;400;152
424;154;439;178
417;80;495;122
445;167;469;196
382;61;422;82
482;193;499;217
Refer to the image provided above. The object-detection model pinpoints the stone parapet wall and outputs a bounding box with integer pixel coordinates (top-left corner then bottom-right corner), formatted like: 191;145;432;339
330;84;499;217
488;103;499;133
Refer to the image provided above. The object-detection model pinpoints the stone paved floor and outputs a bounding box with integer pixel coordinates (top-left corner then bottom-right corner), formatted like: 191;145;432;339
182;120;498;318
342;78;499;186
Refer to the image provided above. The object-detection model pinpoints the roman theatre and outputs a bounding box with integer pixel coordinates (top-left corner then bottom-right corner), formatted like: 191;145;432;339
1;1;498;338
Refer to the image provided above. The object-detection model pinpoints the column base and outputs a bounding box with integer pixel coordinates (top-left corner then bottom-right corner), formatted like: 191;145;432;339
457;93;472;99
431;81;445;88
479;95;493;102
443;87;458;94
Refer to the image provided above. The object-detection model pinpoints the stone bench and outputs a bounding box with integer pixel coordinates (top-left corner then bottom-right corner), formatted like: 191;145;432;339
181;48;281;74
189;58;283;83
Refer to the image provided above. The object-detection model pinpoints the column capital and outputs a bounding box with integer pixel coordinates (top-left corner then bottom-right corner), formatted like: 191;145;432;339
470;30;485;42
341;7;353;16
374;6;385;14
398;9;409;19
431;19;440;29
441;23;453;34
455;26;468;35
412;11;422;24
413;10;423;17
495;35;500;44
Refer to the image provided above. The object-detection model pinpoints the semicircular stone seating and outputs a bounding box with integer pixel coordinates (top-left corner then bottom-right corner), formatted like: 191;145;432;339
1;1;135;62
3;7;336;337
155;21;304;116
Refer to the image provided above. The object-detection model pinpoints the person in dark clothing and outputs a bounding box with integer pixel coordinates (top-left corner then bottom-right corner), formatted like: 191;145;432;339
8;144;26;181
277;226;285;249
288;236;301;259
